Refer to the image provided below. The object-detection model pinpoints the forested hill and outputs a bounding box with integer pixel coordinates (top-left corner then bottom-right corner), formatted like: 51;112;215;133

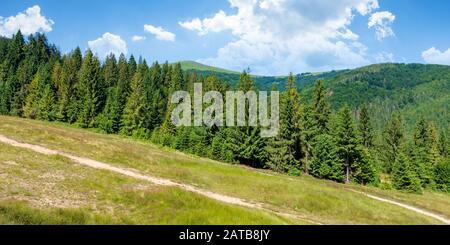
180;60;345;91
182;62;450;132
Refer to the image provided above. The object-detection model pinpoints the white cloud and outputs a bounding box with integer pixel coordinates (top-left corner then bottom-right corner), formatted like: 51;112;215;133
132;35;146;42
88;32;128;58
144;24;175;42
179;0;391;75
374;51;394;63
0;5;54;37
179;18;204;33
368;11;396;41
422;47;450;65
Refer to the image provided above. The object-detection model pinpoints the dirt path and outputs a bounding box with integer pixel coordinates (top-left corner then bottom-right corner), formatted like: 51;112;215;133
0;135;319;224
347;189;450;224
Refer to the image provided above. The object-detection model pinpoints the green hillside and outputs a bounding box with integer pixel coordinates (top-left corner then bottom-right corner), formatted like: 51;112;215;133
179;60;345;90
180;61;449;131
1;116;449;224
179;60;240;75
298;63;450;131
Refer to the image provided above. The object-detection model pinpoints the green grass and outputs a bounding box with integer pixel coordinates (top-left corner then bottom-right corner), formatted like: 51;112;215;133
0;115;449;224
0;142;298;224
178;61;240;75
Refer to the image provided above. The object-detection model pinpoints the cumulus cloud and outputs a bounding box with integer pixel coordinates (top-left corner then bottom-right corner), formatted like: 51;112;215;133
144;24;175;42
0;5;54;37
179;0;391;75
178;18;204;34
422;47;450;65
368;11;396;41
132;35;146;42
88;32;128;58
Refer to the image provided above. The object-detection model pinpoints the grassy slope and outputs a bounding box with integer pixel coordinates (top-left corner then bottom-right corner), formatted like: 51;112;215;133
0;142;297;225
1;116;449;224
179;61;240;75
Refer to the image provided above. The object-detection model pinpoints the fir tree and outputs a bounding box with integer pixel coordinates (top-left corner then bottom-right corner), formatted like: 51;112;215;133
312;79;330;134
121;62;151;138
61;48;82;122
392;152;422;193
103;54;118;87
98;86;121;133
76;50;104;128
37;84;56;121
358;104;373;148
438;129;449;158
411;118;438;188
22;65;51;119
7;31;25;70
382;112;405;173
335;106;360;183
433;160;450;193
266;73;302;173
309;134;344;182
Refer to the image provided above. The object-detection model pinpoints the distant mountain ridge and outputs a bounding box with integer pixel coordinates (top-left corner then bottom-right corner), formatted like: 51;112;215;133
179;61;450;132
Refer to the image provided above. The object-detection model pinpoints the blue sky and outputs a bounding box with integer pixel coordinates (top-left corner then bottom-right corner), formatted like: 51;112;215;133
1;0;450;75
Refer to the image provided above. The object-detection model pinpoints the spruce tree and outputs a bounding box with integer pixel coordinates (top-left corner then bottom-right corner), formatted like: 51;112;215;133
22;65;51;119
98;86;121;133
438;129;449;158
0;61;9;114
312;79;330;134
7;31;25;70
147;62;167;130
359;104;373;148
37;84;56;121
103;54;118;87
309;134;344;182
61;48;82;122
352;146;378;185
382;112;405;173
434;160;450;193
266;73;302;173
227;70;266;167
411;118;438;188
121;62;151;138
76;50;104;128
335;106;360;183
22;69;42;119
392;152;422;193
98;54;121;133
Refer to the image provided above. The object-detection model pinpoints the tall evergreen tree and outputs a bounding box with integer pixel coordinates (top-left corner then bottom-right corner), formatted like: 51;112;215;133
309;134;344;182
382;112;405;173
410;118;438;188
434;159;450;193
98;54;121;133
76;50;104;128
103;54;118;87
392;152;422;193
312;79;330;134
266;73;302;172
438;129;449;158
121;61;151;138
335;106;360;183
6;31;25;70
37;84;56;121
60;48;82;122
22;65;51;119
359;104;373;148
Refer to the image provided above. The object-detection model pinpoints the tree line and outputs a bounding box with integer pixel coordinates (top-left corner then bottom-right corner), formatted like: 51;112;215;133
0;31;449;193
